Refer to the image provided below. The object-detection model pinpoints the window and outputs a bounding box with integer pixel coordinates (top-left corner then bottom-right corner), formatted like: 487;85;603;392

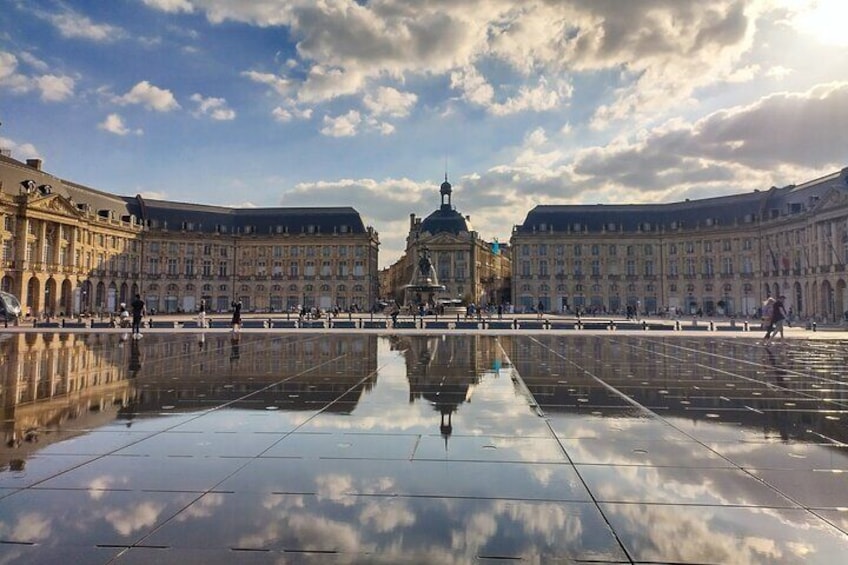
626;245;634;257
538;244;547;256
685;258;695;275
574;260;583;275
742;239;753;251
574;245;582;256
722;240;732;252
305;261;315;277
626;259;636;276
539;260;548;276
591;245;599;256
218;261;228;277
591;260;601;276
685;242;695;254
644;244;653;256
669;243;677;255
704;241;713;253
644;260;654;276
167;258;178;275
521;261;530;276
202;260;212;276
721;257;733;275
669;259;679;276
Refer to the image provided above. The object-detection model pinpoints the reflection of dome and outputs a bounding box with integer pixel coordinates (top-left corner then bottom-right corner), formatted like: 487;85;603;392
420;207;470;235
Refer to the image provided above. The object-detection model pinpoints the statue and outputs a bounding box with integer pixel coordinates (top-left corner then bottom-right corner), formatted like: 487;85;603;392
418;249;432;277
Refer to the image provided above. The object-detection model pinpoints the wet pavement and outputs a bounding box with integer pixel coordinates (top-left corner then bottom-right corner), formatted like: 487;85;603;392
0;332;846;564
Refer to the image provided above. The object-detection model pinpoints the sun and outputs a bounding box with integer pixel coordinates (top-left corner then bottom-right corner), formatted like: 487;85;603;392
791;0;848;47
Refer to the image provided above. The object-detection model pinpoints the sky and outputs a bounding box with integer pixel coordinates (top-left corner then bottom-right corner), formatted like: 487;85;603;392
2;0;848;267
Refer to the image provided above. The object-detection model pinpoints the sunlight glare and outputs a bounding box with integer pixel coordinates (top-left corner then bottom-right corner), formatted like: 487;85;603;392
792;0;848;47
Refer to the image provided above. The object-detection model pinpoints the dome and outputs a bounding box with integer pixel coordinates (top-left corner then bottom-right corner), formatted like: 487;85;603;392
420;207;470;235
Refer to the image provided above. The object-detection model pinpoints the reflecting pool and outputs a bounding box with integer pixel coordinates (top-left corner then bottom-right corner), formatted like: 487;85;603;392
0;332;846;563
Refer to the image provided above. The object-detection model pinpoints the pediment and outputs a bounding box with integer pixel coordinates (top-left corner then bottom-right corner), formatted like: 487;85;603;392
27;194;83;218
811;186;848;212
421;233;464;246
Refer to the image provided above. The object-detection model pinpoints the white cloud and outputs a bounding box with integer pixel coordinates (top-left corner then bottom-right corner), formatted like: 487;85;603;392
363;86;417;118
0;51;18;81
0;136;39;160
241;70;291;96
34;74;75;102
46;10;126;42
190;93;236;120
0;51;75;102
98;113;142;136
271;103;312;123
142;0;194;14
320;110;361;137
117;81;180;111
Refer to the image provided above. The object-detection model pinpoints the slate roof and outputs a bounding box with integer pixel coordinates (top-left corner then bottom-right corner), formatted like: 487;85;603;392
124;197;368;235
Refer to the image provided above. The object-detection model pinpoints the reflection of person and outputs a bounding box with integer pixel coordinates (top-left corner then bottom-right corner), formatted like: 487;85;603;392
129;338;142;374
231;300;242;333
130;294;145;338
198;333;206;351
230;333;241;361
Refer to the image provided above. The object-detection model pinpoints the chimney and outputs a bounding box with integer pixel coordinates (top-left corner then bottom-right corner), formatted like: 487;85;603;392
26;158;43;171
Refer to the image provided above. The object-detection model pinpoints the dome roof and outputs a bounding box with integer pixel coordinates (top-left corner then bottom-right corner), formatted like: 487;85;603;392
420;207;470;235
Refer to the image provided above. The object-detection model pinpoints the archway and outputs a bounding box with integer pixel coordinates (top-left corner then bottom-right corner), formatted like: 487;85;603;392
61;279;73;315
120;282;129;305
836;279;846;321
80;280;92;313
1;275;13;293
108;282;118;311
821;280;834;322
44;278;57;315
26;277;41;315
793;282;803;318
95;281;106;311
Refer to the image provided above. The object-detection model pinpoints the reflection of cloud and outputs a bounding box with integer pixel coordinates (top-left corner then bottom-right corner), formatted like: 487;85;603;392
87;475;129;499
8;512;51;542
314;473;356;505
606;504;788;563
176;493;224;521
359;499;416;533
104;501;165;536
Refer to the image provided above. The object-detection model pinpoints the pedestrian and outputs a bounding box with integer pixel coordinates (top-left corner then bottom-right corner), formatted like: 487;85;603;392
764;295;787;345
198;299;207;328
537;300;544;319
130;294;145;338
231;300;242;333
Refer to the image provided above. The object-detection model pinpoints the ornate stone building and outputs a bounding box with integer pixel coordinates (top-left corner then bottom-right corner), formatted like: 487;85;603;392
511;167;848;321
0;154;379;316
384;177;511;308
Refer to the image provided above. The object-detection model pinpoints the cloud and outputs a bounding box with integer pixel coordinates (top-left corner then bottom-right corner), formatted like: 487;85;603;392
320;110;361;137
45;10;126;42
241;70;291;96
0;50;75;102
271;104;312;122
142;0;194;14
190;93;236;120
0;137;39;160
98;113;142;136
363;86;417;118
33;74;75;102
116;81;180;111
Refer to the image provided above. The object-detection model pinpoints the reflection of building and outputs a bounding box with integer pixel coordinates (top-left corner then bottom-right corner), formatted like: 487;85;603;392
398;335;506;441
1;155;380;316
506;336;847;444
119;334;378;416
511;167;848;320
383;177;511;307
0;333;136;465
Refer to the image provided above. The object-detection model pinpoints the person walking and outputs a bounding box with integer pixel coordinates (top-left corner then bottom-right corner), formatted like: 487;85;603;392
764;295;787;345
197;299;207;328
231;300;242;333
130;294;145;338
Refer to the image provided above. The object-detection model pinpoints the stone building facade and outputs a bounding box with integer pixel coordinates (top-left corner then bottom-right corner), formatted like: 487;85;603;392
383;177;511;308
511;167;848;321
0;155;379;317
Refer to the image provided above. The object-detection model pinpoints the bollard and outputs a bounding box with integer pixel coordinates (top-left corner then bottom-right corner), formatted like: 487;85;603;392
642;320;647;330
675;320;680;331
743;320;749;331
709;320;714;331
